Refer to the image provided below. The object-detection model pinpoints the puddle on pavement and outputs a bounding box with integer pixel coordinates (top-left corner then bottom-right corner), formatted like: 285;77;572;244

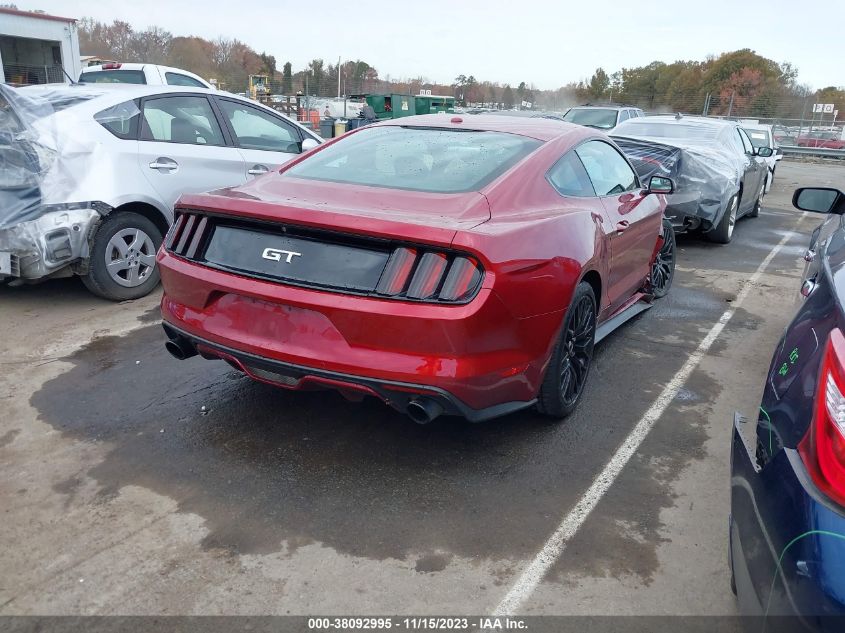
29;247;773;577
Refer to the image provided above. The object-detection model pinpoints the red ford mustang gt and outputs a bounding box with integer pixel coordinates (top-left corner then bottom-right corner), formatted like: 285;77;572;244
158;115;675;423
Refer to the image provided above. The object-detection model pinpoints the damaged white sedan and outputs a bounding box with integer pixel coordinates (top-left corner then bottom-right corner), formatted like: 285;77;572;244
0;83;320;300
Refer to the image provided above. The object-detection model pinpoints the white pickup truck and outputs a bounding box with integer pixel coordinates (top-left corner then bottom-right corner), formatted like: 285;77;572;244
79;63;213;89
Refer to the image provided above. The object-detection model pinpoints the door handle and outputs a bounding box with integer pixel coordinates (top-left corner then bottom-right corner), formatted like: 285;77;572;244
248;164;270;176
615;220;630;233
149;158;178;171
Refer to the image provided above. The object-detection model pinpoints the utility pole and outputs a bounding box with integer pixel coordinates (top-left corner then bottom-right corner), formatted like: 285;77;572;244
702;93;711;116
799;96;808;138
727;91;735;118
337;55;341;98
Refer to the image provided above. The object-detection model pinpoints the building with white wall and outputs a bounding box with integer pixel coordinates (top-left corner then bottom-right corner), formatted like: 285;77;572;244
0;7;80;85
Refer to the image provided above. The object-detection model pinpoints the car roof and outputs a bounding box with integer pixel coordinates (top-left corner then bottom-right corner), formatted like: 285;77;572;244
568;105;640;111
20;83;215;100
81;63;208;79
370;113;586;142
16;84;318;137
628;114;735;128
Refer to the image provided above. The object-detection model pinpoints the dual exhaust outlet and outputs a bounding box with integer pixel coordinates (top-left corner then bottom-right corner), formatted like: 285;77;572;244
163;334;443;424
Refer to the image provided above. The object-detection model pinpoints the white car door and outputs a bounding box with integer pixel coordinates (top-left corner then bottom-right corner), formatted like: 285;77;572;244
136;94;246;210
214;97;307;179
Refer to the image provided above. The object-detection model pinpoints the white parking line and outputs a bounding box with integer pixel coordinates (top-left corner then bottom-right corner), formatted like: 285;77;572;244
493;217;806;616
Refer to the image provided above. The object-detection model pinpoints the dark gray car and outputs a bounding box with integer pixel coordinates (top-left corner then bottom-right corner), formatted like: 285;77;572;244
612;115;772;244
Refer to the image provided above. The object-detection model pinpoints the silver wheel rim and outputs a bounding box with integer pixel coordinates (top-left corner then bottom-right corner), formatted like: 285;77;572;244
105;228;156;288
727;198;737;239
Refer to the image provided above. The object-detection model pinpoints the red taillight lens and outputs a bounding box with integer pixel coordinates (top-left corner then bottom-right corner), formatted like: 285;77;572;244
102;63;122;70
799;328;845;507
376;247;417;296
407;252;448;300
375;248;482;303
164;212;210;259
439;257;482;302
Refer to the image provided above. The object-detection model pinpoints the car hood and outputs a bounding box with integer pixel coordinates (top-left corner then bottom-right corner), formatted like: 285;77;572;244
177;175;492;246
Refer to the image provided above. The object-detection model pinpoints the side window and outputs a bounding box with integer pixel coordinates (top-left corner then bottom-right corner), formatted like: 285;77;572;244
618;110;630;123
737;128;754;154
575;140;639;196
165;72;207;88
140;96;225;145
547;151;596;197
217;99;301;153
95;100;140;139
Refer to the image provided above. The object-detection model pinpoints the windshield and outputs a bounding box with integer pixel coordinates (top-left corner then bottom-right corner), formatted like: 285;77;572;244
285;126;542;193
613;120;721;142
562;108;618;129
743;128;771;148
80;69;146;84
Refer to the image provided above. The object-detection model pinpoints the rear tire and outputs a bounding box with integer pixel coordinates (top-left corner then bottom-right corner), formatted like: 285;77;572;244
536;282;596;420
650;219;676;298
706;194;738;244
748;184;764;218
82;212;163;301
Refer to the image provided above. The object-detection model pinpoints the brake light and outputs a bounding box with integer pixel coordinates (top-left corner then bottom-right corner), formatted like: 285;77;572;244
164;212;210;259
102;63;122;70
376;247;417;296
407;252;448;299
375;248;482;303
799;328;845;507
439;257;482;302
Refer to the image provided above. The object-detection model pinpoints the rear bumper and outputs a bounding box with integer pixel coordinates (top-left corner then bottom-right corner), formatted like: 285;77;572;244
664;196;705;232
158;250;558;417
162;322;534;421
0;207;100;280
730;415;845;624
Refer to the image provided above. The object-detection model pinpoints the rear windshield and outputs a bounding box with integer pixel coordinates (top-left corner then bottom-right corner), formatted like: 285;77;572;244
285;126;542;193
80;69;146;85
562;108;618;129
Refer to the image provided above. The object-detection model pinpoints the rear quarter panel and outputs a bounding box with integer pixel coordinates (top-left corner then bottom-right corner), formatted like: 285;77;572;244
456;134;608;321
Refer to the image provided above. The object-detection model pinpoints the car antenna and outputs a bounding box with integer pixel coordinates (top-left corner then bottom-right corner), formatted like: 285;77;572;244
61;67;79;86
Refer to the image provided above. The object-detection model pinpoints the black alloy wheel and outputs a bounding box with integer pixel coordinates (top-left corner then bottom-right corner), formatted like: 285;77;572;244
537;282;596;419
651;219;676;298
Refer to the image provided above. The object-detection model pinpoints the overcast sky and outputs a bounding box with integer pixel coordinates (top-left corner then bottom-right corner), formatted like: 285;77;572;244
33;0;845;90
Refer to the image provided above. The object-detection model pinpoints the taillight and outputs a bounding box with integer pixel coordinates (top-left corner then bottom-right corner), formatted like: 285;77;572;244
407;252;448;300
164;212;210;259
375;248;482;303
376;247;417;296
799;328;845;507
102;63;122;70
439;256;482;302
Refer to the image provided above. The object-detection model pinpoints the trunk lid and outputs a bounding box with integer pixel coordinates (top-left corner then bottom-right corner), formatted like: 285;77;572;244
178;176;491;246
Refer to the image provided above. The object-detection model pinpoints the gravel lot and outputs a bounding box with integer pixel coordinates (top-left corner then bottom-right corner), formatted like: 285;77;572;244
1;160;843;618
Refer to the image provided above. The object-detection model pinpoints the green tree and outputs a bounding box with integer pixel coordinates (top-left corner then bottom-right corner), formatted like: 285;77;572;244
588;67;609;100
259;52;277;77
502;84;515;108
282;62;293;93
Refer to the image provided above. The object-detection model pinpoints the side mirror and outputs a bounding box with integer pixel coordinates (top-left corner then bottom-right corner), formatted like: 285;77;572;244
793;187;844;214
756;146;774;157
301;138;320;152
647;175;674;195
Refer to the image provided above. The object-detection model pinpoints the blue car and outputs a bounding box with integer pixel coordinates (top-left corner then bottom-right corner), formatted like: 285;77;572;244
731;186;845;629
